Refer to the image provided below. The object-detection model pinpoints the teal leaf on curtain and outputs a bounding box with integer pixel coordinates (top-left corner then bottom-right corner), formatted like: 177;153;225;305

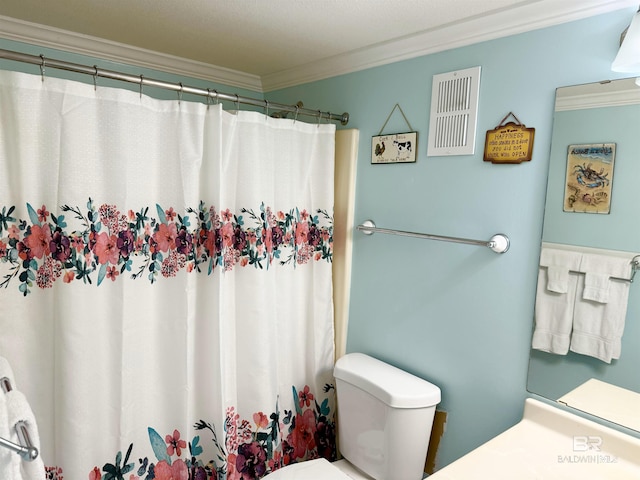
148;427;172;464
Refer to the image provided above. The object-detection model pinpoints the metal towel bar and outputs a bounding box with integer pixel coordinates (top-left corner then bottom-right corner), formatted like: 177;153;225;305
357;220;510;254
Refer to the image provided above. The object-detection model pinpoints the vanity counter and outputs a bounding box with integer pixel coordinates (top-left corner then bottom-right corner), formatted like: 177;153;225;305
429;398;640;479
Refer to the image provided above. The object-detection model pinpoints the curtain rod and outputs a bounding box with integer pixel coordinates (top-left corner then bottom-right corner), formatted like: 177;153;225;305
0;48;350;125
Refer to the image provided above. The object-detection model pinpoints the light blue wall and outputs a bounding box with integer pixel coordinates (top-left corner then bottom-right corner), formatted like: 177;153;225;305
266;7;637;469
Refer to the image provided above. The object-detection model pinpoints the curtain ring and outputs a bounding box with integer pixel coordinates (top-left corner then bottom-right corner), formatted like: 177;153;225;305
264;100;269;117
39;54;46;82
139;75;144;98
93;65;98;91
206;88;212;109
213;90;219;105
294;105;299;123
178;82;183;104
235;94;240;112
317;110;322;125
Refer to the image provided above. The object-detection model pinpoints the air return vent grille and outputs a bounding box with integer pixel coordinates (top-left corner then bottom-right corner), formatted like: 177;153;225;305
427;66;481;156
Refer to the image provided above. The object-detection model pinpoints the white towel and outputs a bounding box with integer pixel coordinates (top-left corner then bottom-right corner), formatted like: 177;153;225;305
532;248;582;354
4;390;45;480
0;356;16;392
539;248;582;293
0;388;14;478
580;253;631;303
570;254;633;363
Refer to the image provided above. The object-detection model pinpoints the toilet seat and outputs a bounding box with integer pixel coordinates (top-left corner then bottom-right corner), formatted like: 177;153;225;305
265;458;368;479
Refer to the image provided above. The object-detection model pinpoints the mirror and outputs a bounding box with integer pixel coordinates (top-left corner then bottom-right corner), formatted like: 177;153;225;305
527;77;640;430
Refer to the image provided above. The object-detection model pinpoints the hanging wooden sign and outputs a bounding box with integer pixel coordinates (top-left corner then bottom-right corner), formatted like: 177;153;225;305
483;112;534;164
372;103;418;164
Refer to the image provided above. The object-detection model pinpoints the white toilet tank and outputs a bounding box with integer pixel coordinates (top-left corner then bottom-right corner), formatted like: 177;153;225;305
333;353;441;480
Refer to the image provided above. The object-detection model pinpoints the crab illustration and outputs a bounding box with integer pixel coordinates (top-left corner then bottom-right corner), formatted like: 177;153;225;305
573;163;610;188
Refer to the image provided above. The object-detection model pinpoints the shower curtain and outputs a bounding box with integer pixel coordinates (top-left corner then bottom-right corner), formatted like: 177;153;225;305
0;70;336;480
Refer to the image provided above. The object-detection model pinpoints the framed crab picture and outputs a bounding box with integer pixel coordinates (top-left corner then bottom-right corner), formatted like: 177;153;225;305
563;143;615;214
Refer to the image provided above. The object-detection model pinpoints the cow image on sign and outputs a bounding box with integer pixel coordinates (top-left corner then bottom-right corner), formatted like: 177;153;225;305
484;112;535;164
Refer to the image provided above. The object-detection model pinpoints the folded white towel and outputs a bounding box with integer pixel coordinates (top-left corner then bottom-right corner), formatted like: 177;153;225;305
4;390;45;480
0;356;16;392
579;253;632;303
571;254;633;363
583;272;611;303
532;248;583;354
539;248;582;293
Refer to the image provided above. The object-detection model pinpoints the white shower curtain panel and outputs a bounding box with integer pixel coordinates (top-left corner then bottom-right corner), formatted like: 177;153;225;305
0;70;336;480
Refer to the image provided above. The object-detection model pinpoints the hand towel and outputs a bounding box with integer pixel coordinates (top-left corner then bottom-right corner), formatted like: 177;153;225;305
580;253;631;303
539;248;582;293
570;254;633;363
583;272;611;303
0;356;16;392
532;248;582;354
4;390;45;480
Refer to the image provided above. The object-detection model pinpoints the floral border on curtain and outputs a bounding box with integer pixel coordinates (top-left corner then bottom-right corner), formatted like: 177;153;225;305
0;199;333;295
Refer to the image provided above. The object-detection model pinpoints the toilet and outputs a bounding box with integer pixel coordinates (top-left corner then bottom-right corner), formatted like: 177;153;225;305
267;352;441;479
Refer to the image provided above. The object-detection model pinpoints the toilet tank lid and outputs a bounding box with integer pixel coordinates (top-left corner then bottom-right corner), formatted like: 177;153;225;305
334;353;441;408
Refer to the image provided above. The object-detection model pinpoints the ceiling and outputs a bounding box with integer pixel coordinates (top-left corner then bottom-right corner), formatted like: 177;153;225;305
0;0;635;92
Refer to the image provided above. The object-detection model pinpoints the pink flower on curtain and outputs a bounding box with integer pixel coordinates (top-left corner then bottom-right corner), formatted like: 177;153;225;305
253;412;269;429
165;207;176;221
106;266;118;281
294;222;308;245
37;204;49;222
24;223;52;259
220;222;234;248
298;385;314;408
154;459;188;480
94;232;119;265
226;453;238;480
290;409;317;459
154;223;177;252
7;224;20;240
165;429;187;456
89;466;101;480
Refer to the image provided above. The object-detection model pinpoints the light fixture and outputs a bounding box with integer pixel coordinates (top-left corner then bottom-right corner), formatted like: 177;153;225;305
612;6;640;73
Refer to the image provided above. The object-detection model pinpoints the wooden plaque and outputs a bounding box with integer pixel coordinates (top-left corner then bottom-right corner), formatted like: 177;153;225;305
483;122;535;164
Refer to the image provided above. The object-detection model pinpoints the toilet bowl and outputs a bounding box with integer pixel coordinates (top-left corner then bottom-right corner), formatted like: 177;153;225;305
266;353;441;479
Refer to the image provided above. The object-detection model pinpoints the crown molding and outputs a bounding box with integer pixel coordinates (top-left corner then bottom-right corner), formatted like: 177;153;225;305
261;0;638;91
0;0;635;93
0;15;264;92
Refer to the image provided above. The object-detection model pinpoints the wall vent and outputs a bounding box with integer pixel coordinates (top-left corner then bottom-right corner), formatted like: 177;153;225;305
427;66;481;156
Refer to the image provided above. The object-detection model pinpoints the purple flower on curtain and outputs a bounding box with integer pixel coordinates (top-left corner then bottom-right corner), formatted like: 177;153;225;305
117;229;135;257
236;441;267;479
49;230;71;262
